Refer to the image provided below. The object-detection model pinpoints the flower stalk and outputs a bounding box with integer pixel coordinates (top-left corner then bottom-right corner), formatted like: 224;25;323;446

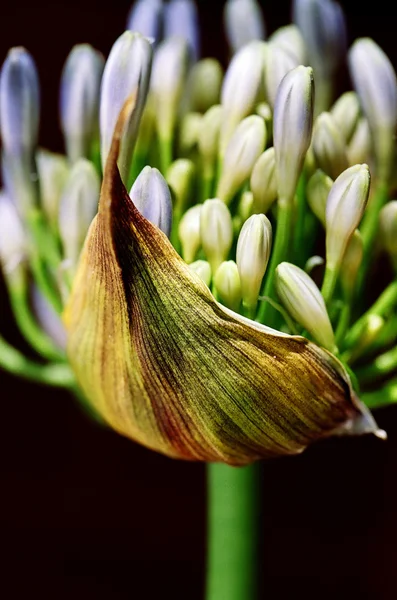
206;463;260;600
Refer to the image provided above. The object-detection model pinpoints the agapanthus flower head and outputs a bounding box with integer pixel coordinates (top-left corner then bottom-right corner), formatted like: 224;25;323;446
0;0;394;465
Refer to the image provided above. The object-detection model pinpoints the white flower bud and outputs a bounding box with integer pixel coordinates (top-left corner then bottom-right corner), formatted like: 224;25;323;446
217;115;266;204
0;47;39;157
269;25;307;64
0;191;26;278
265;43;299;109
127;0;163;42
273;65;314;206
306;169;333;227
198;105;223;175
237;190;254;223
183;59;223;114
164;0;200;61
220;40;267;152
178;204;202;263
255;102;272;126
166;158;195;214
223;0;266;54
200;198;233;272
236;213;272;315
151;37;189;152
214;260;242;312
275;261;336;351
347;117;371;167
36;150;69;228
178;112;202;156
31;286;67;350
330;91;361;143
379;201;397;266
129;166;173;237
312;112;348;180
59;159;100;269
340;229;363;299
60;44;104;164
250;147;277;215
348;38;397;182
188;259;212;287
325;164;370;271
100;32;152;182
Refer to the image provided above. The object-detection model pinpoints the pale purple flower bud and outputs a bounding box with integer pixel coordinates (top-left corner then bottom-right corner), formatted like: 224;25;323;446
0;47;39;157
273;65;314;206
0;47;40;211
99;31;153;182
164;0;200;61
127;0;163;42
60;44;104;163
0;191;26;278
293;0;346;76
129;166;173;237
349;38;397;182
59;159;100;269
220;40;266;152
223;0;266;54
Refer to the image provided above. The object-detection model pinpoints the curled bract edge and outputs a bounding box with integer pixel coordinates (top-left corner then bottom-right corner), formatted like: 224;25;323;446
63;96;384;465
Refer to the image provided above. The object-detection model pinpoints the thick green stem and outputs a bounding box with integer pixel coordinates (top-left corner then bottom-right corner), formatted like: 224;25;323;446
26;208;63;314
321;263;340;306
170;210;182;255
201;168;215;203
357;180;389;294
206;463;260;600
0;335;74;387
8;275;66;362
29;252;63;314
292;174;307;266
159;136;173;174
335;303;351;345
27;208;62;269
257;200;293;326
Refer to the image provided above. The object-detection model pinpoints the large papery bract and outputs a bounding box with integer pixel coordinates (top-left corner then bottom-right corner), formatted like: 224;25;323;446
63;99;379;465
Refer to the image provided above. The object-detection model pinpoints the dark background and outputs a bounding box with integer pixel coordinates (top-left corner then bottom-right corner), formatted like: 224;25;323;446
1;1;397;598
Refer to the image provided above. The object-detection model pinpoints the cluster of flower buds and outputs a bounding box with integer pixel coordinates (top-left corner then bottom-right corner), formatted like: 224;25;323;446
0;0;394;464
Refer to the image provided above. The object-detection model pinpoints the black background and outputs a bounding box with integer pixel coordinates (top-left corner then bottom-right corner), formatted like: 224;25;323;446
1;1;397;598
